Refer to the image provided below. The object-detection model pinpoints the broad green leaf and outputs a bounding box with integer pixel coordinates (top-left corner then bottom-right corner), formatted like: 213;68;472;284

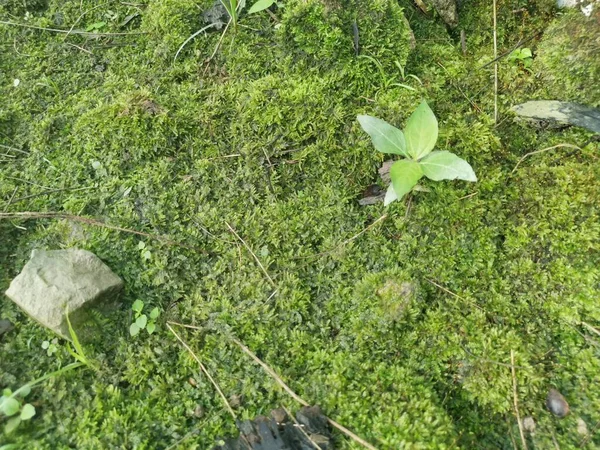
404;100;438;160
2;389;11;396
357;115;407;156
5;417;21;434
20;404;35;420
129;323;140;337
136;314;148;329
419;151;477;181
132;300;144;313
1;397;20;416
389;160;423;200
383;184;398;206
248;0;274;14
146;322;156;335
149;307;160;319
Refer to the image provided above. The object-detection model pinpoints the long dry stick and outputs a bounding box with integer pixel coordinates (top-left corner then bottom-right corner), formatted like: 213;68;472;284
0;20;145;36
228;335;378;450
226;221;276;287
580;321;600;338
282;405;320;450
511;144;581;175
167;321;378;449
492;0;498;123
511;351;528;450
425;278;486;314
0;211;201;251
166;323;236;420
64;2;109;40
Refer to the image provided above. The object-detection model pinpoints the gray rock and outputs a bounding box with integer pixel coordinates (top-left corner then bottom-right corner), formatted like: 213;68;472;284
0;319;14;338
429;0;458;27
512;100;600;133
5;249;123;339
546;388;570;418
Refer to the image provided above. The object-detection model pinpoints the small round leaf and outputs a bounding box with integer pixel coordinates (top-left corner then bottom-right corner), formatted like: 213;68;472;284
135;314;147;329
1;398;20;417
5;417;21;434
132;300;144;313
20;404;35;420
146;322;156;335
129;323;140;337
149;307;160;319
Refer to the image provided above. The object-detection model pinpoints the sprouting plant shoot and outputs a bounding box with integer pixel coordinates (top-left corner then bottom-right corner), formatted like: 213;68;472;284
358;100;476;205
130;300;160;337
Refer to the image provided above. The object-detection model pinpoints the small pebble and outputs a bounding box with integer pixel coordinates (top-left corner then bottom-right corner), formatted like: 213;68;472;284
522;416;536;433
546;389;570;418
188;377;197;387
577;417;589;437
193;405;204;418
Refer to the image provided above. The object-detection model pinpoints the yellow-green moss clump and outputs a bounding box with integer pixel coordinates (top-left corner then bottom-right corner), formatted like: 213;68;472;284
1;0;599;448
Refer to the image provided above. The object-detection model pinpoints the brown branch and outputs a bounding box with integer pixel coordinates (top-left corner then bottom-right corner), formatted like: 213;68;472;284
166;323;236;420
511;351;528;450
0;211;203;251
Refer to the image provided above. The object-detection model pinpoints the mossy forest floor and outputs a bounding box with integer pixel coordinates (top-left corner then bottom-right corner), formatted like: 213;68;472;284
1;0;599;448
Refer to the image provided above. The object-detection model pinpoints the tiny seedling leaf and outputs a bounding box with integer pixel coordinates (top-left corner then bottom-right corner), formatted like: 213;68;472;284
389;159;423;201
20;404;35;420
1;397;20;417
137;241;146;250
383;184;398;206
132;300;144;313
419;151;477;182
404;100;438;160
41;341;49;350
357;115;408;156
146;322;156;334
129;323;140;337
136;314;148;329
5;417;21;434
149;307;160;319
248;0;275;14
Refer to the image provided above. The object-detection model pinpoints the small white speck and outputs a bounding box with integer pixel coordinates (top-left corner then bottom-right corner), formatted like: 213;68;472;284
13;79;20;87
581;3;593;16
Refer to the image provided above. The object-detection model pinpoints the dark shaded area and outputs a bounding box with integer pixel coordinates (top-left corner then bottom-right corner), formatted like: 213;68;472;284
214;406;332;450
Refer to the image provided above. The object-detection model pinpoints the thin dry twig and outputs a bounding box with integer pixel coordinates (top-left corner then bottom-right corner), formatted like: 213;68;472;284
0;211;201;251
167;321;379;449
458;191;478;201
511;351;528;450
0;20;145;36
511;144;581;175
206;18;232;64
64;2;109;40
425;278;486;314
492;0;498;123
228;335;378;450
166;323;236;420
580;321;600;338
226;221;276;287
0;144;29;154
436;62;482;113
174;23;219;62
281;406;320;450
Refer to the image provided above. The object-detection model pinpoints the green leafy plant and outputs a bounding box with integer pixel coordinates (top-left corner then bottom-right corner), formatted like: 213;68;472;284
359;56;422;92
138;241;152;261
358;100;477;205
248;0;276;14
41;338;58;357
508;47;533;71
130;300;160;337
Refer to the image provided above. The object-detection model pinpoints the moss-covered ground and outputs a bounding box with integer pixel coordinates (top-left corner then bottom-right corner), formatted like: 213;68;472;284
1;0;599;448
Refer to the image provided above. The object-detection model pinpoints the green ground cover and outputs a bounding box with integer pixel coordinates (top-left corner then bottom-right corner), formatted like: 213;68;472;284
1;0;599;448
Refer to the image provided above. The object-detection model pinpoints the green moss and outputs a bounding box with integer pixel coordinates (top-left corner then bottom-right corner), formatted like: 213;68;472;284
1;0;599;448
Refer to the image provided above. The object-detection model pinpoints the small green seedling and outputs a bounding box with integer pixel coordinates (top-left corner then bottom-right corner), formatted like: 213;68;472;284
41;338;58;356
130;300;160;337
138;241;152;261
358;100;476;205
0;386;36;434
508;48;533;70
85;21;107;32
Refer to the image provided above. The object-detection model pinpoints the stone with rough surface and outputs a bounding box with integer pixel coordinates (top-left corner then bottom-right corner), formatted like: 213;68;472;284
5;249;123;339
